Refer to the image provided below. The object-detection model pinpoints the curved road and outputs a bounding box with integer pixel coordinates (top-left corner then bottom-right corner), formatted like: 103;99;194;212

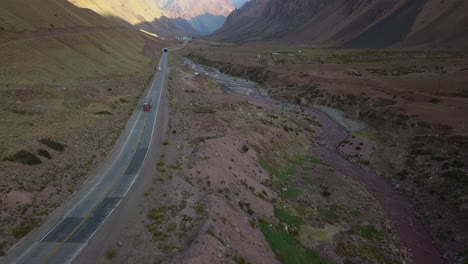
5;44;182;264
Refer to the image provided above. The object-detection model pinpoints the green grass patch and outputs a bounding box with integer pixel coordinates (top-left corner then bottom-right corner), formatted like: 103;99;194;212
161;140;169;146
351;210;364;217
291;154;323;165
106;249;117;259
11;224;33;238
282;186;301;199
319;205;344;223
354;130;378;142
260;223;332;264
274;208;303;227
336;242;385;262
351;225;384;241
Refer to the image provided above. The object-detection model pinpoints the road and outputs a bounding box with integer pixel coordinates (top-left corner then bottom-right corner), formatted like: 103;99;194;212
5;44;181;264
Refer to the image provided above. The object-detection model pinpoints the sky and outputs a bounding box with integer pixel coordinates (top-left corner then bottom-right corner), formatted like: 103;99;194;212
232;0;250;8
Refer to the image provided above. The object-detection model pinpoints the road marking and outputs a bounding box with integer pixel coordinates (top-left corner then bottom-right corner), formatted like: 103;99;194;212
14;47;178;264
41;53;169;264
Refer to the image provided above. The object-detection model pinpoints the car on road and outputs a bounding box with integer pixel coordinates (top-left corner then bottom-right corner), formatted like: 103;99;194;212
143;99;152;112
163;48;168;52
158;66;161;71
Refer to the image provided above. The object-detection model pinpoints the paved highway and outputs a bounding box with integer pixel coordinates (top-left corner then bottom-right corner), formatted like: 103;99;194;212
6;44;181;264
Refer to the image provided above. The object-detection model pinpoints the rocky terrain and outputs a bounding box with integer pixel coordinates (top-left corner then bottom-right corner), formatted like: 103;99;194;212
213;0;468;49
182;40;468;263
75;53;414;264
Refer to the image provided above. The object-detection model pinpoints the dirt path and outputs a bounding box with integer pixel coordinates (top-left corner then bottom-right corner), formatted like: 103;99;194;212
187;59;446;264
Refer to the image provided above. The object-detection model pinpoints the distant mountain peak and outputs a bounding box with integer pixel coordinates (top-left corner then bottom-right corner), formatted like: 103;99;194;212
153;0;244;35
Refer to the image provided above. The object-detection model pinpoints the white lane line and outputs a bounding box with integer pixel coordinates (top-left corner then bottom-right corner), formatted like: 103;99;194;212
65;53;169;264
15;55;165;264
122;53;167;198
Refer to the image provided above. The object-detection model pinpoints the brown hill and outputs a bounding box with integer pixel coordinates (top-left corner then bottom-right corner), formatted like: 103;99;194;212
212;0;468;49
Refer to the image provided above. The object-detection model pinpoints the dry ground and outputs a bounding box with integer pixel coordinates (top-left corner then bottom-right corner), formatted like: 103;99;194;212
181;40;468;263
99;54;411;264
0;25;169;255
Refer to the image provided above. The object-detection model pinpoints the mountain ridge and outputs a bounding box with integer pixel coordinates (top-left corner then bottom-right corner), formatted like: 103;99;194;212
212;0;468;49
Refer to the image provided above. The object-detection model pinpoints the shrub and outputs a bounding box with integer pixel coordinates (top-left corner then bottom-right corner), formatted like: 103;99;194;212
38;138;66;151
106;249;117;259
351;225;384;241
4;150;42;165
37;149;52;159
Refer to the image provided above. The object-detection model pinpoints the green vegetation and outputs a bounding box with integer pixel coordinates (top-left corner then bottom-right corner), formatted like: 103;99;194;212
168;163;182;169
354;130;378;141
319;205;344;224
194;203;205;216
260;223;332;264
38;138;66;151
11;224;33;238
106;249;117;260
367;66;425;76
94;111;113;115
442;169;466;182
351;225;384;241
292;154;323;165
259;158;301;198
3;150;42;165
274;208;303;227
147;206;169;223
162;140;169;146
336;242;385;262
157;160;165;167
270;49;462;64
351;210;364;217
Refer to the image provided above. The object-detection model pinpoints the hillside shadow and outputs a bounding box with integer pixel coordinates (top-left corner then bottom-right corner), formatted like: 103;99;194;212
190;13;228;35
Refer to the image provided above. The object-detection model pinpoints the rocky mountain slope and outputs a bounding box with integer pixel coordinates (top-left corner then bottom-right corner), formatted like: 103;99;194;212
212;0;468;49
153;0;236;35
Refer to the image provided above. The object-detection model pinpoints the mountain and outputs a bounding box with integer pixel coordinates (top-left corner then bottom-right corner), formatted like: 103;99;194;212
212;0;468;49
232;0;251;8
68;0;191;37
154;0;236;35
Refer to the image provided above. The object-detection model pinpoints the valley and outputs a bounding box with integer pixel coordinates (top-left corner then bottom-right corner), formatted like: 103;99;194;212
1;0;467;263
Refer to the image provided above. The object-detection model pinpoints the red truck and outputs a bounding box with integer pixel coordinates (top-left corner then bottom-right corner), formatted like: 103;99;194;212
143;99;152;112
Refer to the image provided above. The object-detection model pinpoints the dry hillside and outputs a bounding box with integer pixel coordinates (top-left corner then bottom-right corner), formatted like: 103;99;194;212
69;0;190;37
212;0;468;49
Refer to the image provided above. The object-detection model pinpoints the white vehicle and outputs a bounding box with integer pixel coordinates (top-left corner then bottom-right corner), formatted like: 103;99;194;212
158;67;161;71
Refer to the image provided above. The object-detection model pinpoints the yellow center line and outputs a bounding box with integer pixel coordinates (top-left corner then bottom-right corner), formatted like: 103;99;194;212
41;99;153;263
